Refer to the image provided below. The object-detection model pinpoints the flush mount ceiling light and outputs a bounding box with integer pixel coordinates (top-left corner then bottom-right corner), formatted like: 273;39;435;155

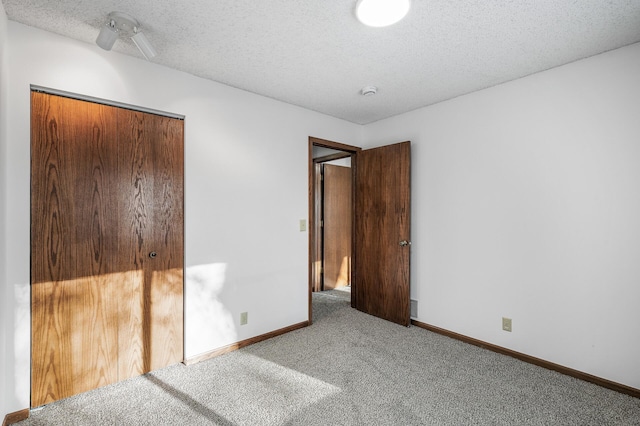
96;11;157;60
356;0;411;27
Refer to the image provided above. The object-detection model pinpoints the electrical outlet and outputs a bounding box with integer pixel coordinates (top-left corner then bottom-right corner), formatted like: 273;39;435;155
502;317;512;332
299;219;307;232
240;312;248;326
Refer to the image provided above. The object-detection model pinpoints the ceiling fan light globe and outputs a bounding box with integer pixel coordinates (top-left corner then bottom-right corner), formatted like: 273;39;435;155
131;31;157;60
96;23;118;50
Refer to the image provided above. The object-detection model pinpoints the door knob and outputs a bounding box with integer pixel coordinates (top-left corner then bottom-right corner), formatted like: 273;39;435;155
149;251;157;259
399;240;411;247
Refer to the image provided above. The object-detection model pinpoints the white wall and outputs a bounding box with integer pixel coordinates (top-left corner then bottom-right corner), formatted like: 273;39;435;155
3;15;638;419
363;42;640;389
1;22;361;415
0;2;11;420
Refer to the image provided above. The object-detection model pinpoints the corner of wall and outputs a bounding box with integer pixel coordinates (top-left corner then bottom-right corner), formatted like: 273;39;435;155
0;3;15;420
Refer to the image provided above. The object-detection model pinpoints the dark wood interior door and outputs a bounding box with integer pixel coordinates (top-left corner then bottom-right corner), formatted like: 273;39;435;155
323;164;352;290
31;92;184;407
354;141;411;326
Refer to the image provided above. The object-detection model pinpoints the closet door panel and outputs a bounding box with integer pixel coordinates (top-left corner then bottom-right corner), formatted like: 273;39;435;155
31;92;120;407
117;109;184;377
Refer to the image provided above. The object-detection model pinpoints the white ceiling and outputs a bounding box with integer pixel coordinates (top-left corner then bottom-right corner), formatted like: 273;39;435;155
4;0;640;124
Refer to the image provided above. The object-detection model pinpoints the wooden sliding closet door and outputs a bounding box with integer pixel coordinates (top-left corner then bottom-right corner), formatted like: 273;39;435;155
117;109;184;378
31;92;184;407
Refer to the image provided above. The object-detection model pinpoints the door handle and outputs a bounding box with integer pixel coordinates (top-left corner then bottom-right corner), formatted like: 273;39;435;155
399;240;411;247
149;251;158;259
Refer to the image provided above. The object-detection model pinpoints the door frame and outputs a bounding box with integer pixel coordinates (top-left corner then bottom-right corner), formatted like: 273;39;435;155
308;137;361;324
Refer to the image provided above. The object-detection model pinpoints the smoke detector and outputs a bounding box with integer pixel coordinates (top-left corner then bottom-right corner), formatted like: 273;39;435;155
361;86;378;96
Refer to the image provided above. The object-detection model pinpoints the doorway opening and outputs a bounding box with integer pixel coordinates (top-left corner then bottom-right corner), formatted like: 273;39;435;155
308;137;361;324
308;136;412;327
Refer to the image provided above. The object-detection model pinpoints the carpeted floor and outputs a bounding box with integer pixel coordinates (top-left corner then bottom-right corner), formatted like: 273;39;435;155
18;289;640;425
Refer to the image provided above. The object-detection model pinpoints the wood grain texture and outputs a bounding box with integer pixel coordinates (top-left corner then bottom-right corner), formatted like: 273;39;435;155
354;141;411;326
150;114;184;271
312;163;323;292
72;99;120;397
117;109;154;379
323;164;352;290
3;409;30;426
147;110;184;370
117;110;184;377
31;92;119;407
31;93;184;407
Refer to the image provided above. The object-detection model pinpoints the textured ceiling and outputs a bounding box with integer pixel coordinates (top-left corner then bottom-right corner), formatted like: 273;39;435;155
3;0;640;124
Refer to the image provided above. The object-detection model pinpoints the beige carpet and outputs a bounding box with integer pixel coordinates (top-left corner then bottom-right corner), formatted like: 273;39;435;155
18;290;640;425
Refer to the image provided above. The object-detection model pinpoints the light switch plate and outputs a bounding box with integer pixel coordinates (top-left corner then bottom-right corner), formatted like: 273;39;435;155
502;317;512;332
